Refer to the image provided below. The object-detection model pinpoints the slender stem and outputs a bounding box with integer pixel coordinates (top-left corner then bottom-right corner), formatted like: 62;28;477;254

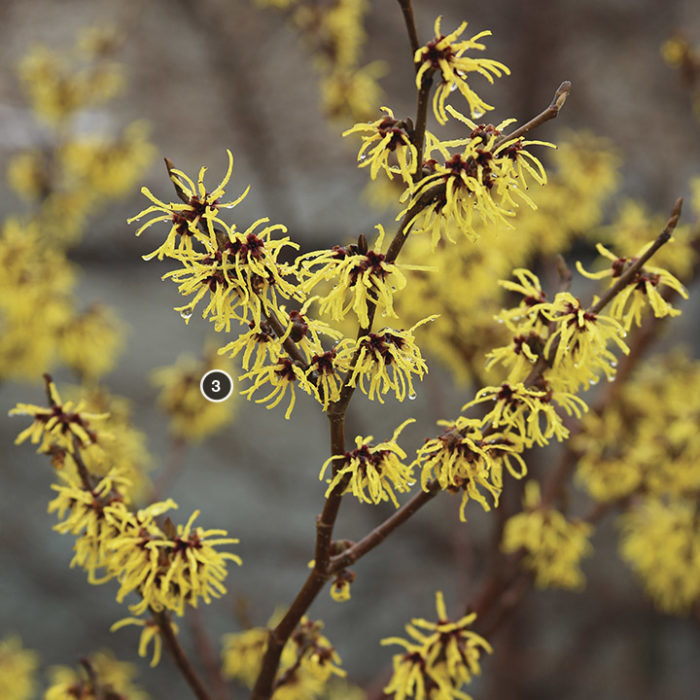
72;438;95;492
250;570;328;699
154;611;212;700
188;608;230;700
329;482;440;574
396;0;421;58
590;198;682;315
494;80;572;148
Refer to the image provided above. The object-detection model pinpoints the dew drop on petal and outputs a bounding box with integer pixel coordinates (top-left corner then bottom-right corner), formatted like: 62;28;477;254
408;393;417;401
450;82;458;93
359;154;367;162
472;109;484;119
179;310;193;320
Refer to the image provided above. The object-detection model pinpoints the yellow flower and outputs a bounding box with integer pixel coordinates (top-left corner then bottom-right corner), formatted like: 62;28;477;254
532;292;629;391
399;118;552;246
297;225;410;328
110;617;178;668
320;419;415;507
576;242;688;329
109;506;241;617
307;347;351;411
330;569;354;602
9;376;109;455
463;383;568;447
415;417;527;519
343;107;419;183
502;481;593;590
382;591;491;700
344;317;435;403
163;218;300;332
415;16;510;123
241;356;318;419
129;150;249;261
48;469;132;584
0;637;38;700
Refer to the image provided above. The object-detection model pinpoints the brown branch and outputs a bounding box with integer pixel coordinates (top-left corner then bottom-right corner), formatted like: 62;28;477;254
188;608;230;700
153;610;212;700
71;437;95;492
329;482;441;574
494;80;572;148
396;0;421;58
249;570;328;699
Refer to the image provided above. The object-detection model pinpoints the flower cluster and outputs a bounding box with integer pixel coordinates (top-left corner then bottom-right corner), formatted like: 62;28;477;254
415;417;526;519
296;226;407;328
501;481;593;590
400;111;553;246
344;317;435;403
9;377;108;456
577;241;688;329
320;420;415;508
382;591;492;700
10;379;242;666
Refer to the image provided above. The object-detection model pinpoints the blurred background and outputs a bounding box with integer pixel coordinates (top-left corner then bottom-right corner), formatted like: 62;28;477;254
1;0;699;698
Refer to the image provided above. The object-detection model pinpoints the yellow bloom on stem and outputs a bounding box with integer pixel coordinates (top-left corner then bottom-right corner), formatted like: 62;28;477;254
382;591;492;700
576;242;688;329
463;383;568;447
400;118;552;246
344;317;435;403
415;16;510;123
48;469;132;584
307;347;351;411
109;506;241;617
502;481;593;590
129;149;249;261
343;107;419;183
320;419;415;507
296;225;412;328
415;417;527;519
163;218;300;332
241;356;318;419
9;376;108;455
533;292;629;390
110;617;178;667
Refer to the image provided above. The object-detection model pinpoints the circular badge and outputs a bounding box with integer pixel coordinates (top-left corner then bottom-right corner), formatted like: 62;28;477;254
200;369;234;403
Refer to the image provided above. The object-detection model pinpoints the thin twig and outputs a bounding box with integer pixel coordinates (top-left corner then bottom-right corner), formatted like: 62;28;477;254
188;608;230;700
494;80;572;148
396;0;421;58
154;610;212;700
329;482;441;573
590;198;682;315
